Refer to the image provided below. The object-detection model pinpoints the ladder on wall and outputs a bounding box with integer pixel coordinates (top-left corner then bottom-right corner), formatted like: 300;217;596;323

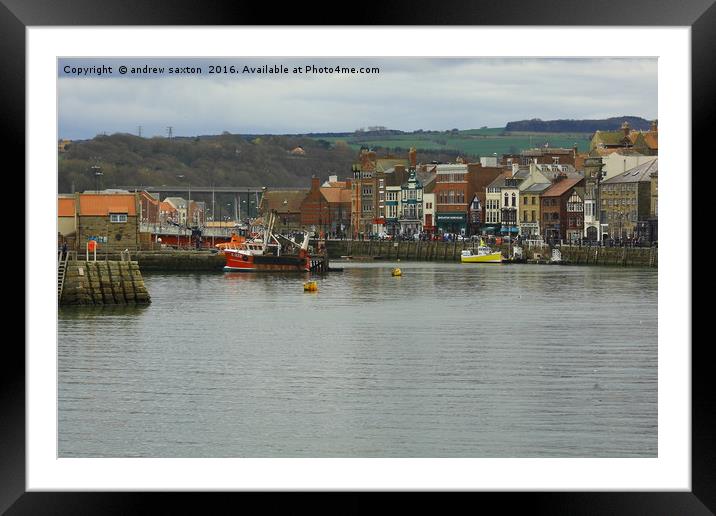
57;250;69;300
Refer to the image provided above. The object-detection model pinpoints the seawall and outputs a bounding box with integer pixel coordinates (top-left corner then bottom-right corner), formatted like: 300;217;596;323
324;240;657;267
60;260;151;305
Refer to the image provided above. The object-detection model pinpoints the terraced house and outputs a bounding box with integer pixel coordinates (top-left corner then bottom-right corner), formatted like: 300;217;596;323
540;175;585;243
398;168;423;236
351;148;409;238
600;159;657;241
518;182;550;238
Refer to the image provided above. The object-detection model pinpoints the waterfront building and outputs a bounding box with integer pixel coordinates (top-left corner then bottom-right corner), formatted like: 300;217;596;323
648;168;658;242
139;191;160;224
75;191;141;252
598;148;658;181
384;184;401;236
319;179;352;238
600;159;657;241
398;168;424;236
259;188;308;231
164;197;188;225
566;187;585;243
188;200;205;227
540;175;585;243
500;175;522;236
159;201;177;225
350;148;409;238
583;156;607;242
466;163;504;235
434;164;470;234
518;182;550;238
58;195;76;236
467;194;482;235
422;192;436;236
484;171;511;232
300;176;331;235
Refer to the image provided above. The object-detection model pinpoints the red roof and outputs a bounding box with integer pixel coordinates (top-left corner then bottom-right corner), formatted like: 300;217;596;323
58;197;75;217
542;177;583;197
78;194;137;216
320;187;350;204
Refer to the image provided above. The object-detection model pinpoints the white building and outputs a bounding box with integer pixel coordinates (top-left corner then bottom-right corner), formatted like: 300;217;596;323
600;150;658;181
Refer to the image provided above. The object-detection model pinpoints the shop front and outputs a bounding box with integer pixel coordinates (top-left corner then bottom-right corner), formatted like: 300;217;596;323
436;213;467;234
372;217;386;236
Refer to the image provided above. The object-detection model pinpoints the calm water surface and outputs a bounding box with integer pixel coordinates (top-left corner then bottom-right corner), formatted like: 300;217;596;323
58;262;657;457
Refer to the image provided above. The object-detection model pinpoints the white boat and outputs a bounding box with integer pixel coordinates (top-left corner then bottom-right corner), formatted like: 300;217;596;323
460;241;503;263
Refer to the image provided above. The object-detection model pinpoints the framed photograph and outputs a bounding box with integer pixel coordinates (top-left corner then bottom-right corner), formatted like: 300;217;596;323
10;0;710;512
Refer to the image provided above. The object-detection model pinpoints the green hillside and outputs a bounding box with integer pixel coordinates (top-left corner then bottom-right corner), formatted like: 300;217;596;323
57;132;463;194
311;128;591;157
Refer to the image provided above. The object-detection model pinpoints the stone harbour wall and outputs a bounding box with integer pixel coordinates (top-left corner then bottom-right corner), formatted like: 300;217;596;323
60;260;150;305
324;240;657;267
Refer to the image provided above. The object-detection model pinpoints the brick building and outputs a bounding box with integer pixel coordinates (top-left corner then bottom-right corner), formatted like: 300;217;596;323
300;176;331;234
320;181;352;237
75;192;141;252
139;191;160;224
565;187;585;243
540;175;585;243
259;189;308;231
351;148;410;238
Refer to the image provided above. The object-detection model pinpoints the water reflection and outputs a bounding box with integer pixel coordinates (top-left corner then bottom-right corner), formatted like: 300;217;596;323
59;263;657;458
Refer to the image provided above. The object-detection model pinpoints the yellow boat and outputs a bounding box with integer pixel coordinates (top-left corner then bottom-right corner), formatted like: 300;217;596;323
461;240;503;263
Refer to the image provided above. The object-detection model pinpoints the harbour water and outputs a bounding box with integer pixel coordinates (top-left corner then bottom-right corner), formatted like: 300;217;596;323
58;262;657;457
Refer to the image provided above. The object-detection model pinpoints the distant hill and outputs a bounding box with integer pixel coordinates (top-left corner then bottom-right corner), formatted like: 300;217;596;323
57;132;458;194
505;116;653;133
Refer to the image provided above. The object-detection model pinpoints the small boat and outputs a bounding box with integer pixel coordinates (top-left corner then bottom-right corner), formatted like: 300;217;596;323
391;268;402;276
303;280;318;292
460;240;502;263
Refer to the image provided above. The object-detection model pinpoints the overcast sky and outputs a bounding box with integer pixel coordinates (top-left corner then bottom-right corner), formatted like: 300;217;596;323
58;57;657;140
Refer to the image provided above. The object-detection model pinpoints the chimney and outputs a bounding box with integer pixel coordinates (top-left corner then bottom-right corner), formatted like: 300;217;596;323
651;119;658;132
311;176;320;192
621;121;630;137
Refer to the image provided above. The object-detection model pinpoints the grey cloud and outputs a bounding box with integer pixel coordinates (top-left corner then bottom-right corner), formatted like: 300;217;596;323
58;57;657;139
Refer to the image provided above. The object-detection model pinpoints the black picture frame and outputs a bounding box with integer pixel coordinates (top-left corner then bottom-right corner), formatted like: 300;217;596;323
8;1;710;512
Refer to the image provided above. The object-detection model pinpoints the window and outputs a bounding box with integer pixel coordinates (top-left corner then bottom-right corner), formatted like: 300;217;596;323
523;197;528;205
531;210;535;222
511;193;516;207
110;213;128;223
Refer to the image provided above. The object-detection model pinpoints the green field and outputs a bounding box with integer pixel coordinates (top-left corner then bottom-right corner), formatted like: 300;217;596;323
312;128;592;158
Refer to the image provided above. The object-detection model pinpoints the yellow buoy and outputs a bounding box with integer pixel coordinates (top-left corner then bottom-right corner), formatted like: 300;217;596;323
303;280;318;292
391;268;402;277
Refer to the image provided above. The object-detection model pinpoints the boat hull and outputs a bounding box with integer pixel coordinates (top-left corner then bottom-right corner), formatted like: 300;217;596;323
224;251;311;272
460;252;503;263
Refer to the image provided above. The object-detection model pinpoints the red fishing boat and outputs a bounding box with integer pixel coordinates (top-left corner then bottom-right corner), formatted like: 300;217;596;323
223;212;312;272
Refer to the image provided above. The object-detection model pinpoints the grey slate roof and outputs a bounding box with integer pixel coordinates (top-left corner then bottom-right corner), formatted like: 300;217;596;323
602;158;658;184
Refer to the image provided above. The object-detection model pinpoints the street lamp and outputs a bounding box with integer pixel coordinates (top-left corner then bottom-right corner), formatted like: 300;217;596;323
91;165;103;193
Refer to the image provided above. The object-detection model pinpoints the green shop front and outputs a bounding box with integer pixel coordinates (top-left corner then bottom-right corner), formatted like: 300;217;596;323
436;212;467;234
